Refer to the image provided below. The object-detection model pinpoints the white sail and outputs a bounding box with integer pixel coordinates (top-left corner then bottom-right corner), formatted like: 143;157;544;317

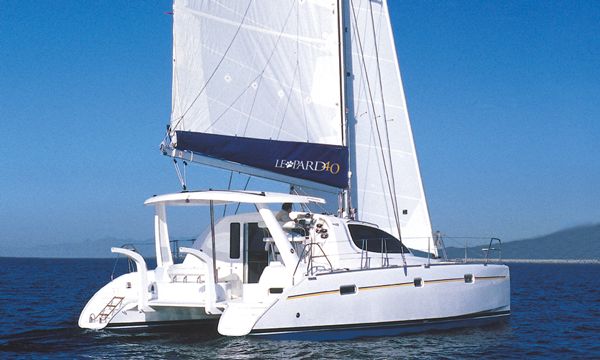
171;0;343;146
346;0;436;255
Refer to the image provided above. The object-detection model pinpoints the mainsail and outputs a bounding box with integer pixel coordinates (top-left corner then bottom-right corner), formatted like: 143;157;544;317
165;0;436;255
168;0;347;189
345;0;436;255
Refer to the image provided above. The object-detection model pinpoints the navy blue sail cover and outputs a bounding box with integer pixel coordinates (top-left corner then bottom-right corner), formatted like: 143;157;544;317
175;131;349;188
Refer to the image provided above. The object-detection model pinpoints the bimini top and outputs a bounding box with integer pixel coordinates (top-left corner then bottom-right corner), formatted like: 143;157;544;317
144;190;325;207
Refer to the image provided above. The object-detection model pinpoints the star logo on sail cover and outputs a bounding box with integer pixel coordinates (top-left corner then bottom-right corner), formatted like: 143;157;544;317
274;159;341;175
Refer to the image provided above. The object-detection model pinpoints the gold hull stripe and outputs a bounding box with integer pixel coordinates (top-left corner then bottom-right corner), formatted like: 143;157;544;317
287;290;339;300
358;282;413;291
287;275;507;300
475;275;507;281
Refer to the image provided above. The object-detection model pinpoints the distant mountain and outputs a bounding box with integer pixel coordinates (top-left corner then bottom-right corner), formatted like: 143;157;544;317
444;223;600;260
0;237;195;259
3;224;599;260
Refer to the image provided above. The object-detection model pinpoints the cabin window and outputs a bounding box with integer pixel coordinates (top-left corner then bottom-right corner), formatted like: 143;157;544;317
340;285;357;295
230;223;240;259
269;288;283;294
414;278;423;287
246;222;268;284
348;224;410;254
464;274;474;283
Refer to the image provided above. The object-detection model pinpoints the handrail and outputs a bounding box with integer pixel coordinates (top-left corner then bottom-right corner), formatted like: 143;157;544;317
439;236;503;263
484;237;502;264
292;242;334;281
292;244;309;283
111;247;151;312
179;247;221;315
306;243;333;275
359;238;397;269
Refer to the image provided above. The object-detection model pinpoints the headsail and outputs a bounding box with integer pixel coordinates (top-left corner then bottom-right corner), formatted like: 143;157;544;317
167;0;347;190
345;0;436;255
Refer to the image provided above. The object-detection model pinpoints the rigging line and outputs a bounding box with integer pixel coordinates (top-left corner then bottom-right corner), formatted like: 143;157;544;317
234;176;252;215
242;0;298;136
369;1;406;266
173;159;187;191
171;0;254;131
197;0;298;135
351;0;407;263
368;0;402;239
349;0;401;230
222;171;234;217
208;74;262;134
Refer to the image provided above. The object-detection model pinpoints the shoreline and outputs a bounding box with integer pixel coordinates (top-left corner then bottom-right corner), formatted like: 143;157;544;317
2;256;599;264
449;258;600;264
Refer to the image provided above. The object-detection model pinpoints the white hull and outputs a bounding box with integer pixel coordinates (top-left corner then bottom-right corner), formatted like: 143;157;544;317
248;264;509;339
79;191;510;340
78;270;221;330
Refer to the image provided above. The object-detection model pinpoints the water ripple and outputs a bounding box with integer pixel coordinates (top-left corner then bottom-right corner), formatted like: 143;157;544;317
1;260;600;359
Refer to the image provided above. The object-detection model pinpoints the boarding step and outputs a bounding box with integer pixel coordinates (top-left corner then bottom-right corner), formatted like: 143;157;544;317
90;296;125;323
217;300;274;336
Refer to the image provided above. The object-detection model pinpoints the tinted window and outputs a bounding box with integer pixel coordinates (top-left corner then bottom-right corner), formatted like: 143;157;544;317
348;224;409;254
229;222;240;259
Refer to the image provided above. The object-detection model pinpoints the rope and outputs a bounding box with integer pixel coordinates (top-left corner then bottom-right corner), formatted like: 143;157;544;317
199;1;298;136
234;176;252;215
222;171;234;217
173;159;187;191
367;0;403;245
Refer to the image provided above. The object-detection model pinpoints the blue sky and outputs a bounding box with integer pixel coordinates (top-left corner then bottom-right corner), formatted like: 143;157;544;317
1;1;598;255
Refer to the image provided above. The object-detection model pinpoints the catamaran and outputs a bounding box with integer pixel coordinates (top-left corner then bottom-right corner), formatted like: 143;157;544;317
79;0;510;339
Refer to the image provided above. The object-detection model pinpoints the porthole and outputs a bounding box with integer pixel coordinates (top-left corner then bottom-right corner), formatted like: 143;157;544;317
340;285;357;295
414;278;423;287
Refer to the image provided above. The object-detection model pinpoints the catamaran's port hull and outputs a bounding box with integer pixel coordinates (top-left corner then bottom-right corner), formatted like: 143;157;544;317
78;271;222;330
105;306;220;329
105;317;220;331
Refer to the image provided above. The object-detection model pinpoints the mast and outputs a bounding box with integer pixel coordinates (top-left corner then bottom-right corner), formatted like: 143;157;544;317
338;0;354;219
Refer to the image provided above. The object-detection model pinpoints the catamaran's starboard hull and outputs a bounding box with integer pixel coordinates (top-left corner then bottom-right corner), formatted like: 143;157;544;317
242;263;510;341
249;310;509;341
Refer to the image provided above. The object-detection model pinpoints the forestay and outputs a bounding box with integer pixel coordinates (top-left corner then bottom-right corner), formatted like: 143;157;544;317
345;0;436;255
169;0;348;188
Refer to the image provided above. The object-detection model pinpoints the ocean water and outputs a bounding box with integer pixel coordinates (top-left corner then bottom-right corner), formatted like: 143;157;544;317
1;258;599;359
